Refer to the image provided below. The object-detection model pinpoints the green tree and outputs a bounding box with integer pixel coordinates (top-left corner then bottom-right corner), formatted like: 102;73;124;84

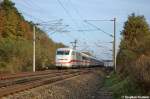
0;0;65;73
117;13;150;94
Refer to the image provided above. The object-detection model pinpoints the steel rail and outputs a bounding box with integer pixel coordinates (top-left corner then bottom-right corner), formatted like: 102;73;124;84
0;70;89;97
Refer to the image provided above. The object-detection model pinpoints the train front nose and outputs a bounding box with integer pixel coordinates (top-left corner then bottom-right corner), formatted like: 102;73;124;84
55;49;71;67
56;56;70;66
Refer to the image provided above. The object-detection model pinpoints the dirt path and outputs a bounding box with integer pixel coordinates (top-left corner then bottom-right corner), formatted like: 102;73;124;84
92;87;113;99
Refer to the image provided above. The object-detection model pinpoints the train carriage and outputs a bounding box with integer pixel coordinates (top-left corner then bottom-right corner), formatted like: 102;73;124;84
55;48;103;68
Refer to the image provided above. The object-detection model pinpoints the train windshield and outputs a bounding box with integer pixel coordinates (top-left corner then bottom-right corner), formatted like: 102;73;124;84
57;50;70;55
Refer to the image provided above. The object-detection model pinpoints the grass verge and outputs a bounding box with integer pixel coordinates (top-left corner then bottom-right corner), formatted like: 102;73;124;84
103;73;142;99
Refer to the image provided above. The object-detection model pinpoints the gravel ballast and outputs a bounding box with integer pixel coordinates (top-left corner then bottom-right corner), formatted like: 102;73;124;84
2;70;109;99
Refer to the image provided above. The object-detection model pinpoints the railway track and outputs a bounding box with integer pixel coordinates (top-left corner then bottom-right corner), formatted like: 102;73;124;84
0;70;76;88
0;70;59;80
0;69;90;98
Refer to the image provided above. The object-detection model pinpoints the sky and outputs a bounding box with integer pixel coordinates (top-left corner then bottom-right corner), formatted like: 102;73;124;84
12;0;150;60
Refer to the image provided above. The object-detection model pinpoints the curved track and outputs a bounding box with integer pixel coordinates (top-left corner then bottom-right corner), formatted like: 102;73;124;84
0;69;90;97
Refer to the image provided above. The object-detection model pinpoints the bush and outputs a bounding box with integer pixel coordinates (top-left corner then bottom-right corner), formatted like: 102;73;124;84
104;73;142;99
131;55;150;94
117;13;150;95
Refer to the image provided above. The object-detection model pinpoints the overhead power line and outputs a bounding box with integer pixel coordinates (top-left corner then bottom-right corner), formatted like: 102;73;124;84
84;20;113;37
56;0;79;28
18;9;70;35
67;0;92;41
85;19;113;21
56;0;91;45
24;0;46;13
70;39;78;50
67;0;83;20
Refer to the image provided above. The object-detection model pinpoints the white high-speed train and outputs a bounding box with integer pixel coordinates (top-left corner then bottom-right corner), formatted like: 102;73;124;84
55;48;104;68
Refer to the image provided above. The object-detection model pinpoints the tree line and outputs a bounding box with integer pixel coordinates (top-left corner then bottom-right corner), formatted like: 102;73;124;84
117;13;150;94
0;0;65;73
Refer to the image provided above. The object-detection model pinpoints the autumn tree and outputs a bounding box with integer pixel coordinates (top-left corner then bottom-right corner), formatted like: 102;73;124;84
0;0;65;73
117;13;150;94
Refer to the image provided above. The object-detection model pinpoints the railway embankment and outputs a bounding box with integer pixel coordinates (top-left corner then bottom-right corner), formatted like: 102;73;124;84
2;69;113;99
102;72;149;99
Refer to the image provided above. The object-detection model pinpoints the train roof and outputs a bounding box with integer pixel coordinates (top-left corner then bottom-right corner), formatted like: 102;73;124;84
57;48;80;52
57;48;73;51
57;48;99;59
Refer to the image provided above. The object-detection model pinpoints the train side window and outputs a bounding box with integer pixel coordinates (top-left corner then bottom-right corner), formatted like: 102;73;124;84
75;52;80;59
72;51;75;55
82;56;86;60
